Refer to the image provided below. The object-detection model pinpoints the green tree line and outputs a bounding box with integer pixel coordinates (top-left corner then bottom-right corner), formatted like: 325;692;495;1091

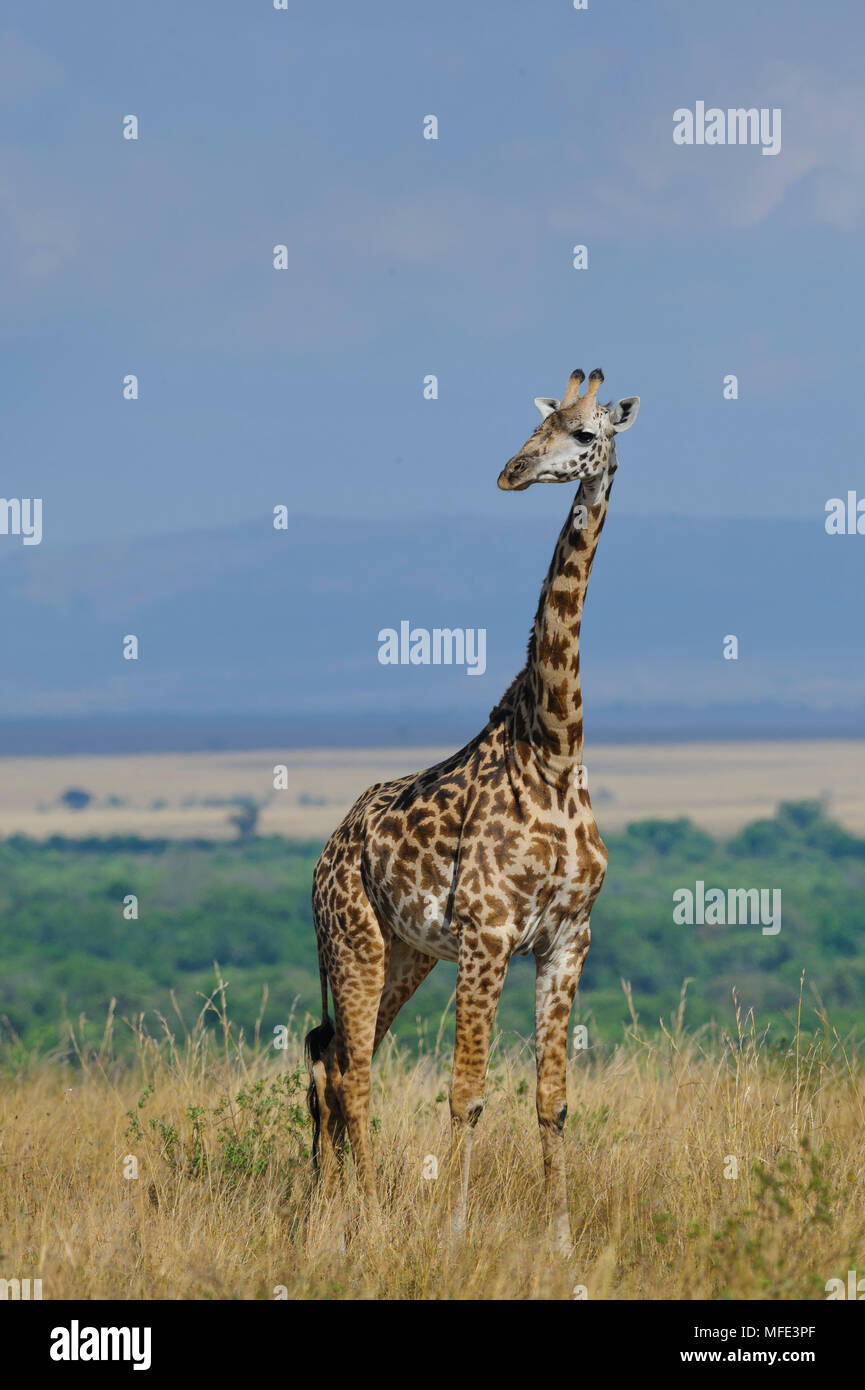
0;800;862;1058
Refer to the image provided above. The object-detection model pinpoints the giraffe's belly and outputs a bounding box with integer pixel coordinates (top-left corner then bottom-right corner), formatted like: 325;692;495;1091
392;911;461;962
386;863;601;964
372;881;461;962
509;873;600;955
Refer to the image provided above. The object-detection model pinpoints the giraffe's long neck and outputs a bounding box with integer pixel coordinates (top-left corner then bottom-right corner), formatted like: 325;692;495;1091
516;470;614;771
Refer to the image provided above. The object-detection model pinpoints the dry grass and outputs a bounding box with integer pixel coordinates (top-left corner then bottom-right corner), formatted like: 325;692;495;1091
1;981;863;1301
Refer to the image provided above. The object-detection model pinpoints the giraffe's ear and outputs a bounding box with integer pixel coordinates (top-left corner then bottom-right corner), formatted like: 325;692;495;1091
533;397;559;419
610;396;640;432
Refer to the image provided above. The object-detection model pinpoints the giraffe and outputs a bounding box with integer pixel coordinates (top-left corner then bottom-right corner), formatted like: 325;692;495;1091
305;366;640;1249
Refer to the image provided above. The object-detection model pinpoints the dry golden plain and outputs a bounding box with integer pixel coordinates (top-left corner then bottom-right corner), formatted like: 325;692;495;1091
2;1015;863;1300
0;738;863;842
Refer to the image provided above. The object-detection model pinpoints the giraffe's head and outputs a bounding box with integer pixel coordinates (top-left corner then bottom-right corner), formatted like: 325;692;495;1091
497;368;639;492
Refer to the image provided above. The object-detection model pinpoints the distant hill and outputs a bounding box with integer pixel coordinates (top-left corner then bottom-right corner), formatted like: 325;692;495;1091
0;511;862;749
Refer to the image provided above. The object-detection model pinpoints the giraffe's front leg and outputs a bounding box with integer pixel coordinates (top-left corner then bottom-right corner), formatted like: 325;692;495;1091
448;929;510;1239
533;921;591;1256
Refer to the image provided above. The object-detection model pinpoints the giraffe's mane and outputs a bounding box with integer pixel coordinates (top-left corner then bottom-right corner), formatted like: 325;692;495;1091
487;646;532;725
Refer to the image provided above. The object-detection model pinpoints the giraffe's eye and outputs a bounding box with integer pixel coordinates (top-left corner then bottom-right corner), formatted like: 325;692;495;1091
572;430;595;446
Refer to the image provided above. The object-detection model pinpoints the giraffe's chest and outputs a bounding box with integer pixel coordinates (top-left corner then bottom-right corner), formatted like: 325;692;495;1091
507;846;603;955
368;803;607;962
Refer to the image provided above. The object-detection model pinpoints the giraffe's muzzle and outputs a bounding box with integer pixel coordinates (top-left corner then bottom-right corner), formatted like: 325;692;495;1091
498;455;532;490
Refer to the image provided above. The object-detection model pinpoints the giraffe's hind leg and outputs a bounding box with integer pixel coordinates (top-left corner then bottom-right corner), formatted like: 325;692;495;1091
318;884;390;1210
330;966;386;1209
373;936;438;1055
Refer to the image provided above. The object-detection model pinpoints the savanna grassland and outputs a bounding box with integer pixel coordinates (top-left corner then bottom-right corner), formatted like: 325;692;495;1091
1;796;865;1299
0;987;863;1301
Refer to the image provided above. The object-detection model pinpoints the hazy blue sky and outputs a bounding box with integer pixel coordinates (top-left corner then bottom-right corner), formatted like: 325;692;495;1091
2;0;864;542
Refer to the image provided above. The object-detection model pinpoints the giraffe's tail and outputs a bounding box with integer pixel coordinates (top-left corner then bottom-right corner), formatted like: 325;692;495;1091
304;961;334;1171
